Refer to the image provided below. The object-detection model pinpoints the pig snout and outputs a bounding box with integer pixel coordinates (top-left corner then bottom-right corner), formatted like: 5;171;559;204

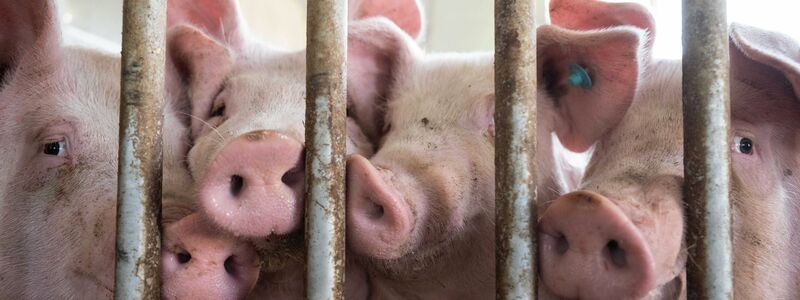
346;154;415;259
538;191;656;300
198;130;305;237
162;213;261;300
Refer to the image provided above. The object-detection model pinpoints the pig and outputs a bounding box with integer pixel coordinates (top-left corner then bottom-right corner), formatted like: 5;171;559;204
0;0;121;298
725;23;799;299
161;0;422;298
537;2;684;299
344;15;648;299
539;0;800;298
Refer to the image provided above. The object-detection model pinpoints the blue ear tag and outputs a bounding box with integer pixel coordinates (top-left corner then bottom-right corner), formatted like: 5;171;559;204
568;64;593;90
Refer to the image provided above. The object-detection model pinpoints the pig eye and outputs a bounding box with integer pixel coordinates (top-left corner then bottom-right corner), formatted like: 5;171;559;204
733;136;754;155
210;103;226;118
42;140;67;157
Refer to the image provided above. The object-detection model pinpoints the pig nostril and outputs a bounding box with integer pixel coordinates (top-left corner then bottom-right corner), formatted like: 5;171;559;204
230;175;244;197
607;240;627;268
177;252;192;264
555;234;569;255
281;167;303;187
224;255;236;276
368;201;384;219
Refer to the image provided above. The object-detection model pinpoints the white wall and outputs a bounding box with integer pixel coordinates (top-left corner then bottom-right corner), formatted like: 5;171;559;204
59;0;800;56
59;0;307;50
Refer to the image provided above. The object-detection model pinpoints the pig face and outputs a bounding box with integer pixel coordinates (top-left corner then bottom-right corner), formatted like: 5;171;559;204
540;2;686;298
727;24;800;299
538;60;686;300
346;18;645;298
0;1;120;298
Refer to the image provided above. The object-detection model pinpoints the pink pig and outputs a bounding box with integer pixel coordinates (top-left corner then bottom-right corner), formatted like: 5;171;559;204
539;0;800;298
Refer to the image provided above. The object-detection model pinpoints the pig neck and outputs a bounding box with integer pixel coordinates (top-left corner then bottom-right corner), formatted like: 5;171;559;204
365;214;495;299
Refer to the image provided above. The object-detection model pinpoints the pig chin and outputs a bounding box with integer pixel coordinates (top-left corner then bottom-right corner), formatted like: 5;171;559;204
252;230;305;272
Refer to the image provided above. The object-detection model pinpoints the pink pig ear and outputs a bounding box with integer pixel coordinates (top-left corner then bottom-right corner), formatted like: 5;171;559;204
730;23;800;99
550;0;655;50
0;0;60;84
167;0;246;49
168;25;234;139
538;25;646;152
347;18;419;142
350;0;424;39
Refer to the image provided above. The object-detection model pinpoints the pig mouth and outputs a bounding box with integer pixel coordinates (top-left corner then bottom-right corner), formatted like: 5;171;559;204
650;273;684;300
252;231;304;271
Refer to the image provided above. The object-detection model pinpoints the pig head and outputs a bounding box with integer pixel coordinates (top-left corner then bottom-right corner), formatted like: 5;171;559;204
542;0;800;299
727;23;800;299
0;0;121;297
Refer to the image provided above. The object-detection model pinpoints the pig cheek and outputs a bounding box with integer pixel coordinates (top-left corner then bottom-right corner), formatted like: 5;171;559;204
629;186;685;285
187;131;228;182
16;164;116;293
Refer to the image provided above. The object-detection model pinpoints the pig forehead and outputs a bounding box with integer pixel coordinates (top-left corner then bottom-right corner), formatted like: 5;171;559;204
731;77;800;127
390;55;493;118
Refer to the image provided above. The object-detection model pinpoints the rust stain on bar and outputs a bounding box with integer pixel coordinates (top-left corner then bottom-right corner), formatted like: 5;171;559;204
304;0;347;299
682;0;733;298
115;0;166;299
495;0;537;299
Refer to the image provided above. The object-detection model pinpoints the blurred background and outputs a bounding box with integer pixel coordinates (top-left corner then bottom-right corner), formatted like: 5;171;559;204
58;0;800;59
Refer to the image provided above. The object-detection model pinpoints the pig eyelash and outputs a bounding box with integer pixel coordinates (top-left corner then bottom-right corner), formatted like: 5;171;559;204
181;112;225;143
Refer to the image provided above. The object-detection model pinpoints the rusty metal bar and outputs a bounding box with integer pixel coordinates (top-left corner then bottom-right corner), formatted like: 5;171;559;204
495;0;537;298
682;0;733;298
114;0;166;298
304;0;347;298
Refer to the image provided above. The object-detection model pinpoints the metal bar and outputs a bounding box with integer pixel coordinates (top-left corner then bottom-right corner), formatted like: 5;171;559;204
495;0;537;299
682;0;733;298
114;0;167;298
304;0;347;298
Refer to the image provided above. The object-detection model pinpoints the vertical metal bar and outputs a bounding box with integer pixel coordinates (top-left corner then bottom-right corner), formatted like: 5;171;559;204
115;0;166;299
305;0;347;298
495;0;537;299
682;0;733;299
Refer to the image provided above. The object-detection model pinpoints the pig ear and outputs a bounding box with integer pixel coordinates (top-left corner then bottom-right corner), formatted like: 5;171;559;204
538;25;645;152
730;23;800;99
167;0;246;49
168;25;234;139
0;0;60;85
350;0;424;39
347;19;418;142
550;0;655;50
